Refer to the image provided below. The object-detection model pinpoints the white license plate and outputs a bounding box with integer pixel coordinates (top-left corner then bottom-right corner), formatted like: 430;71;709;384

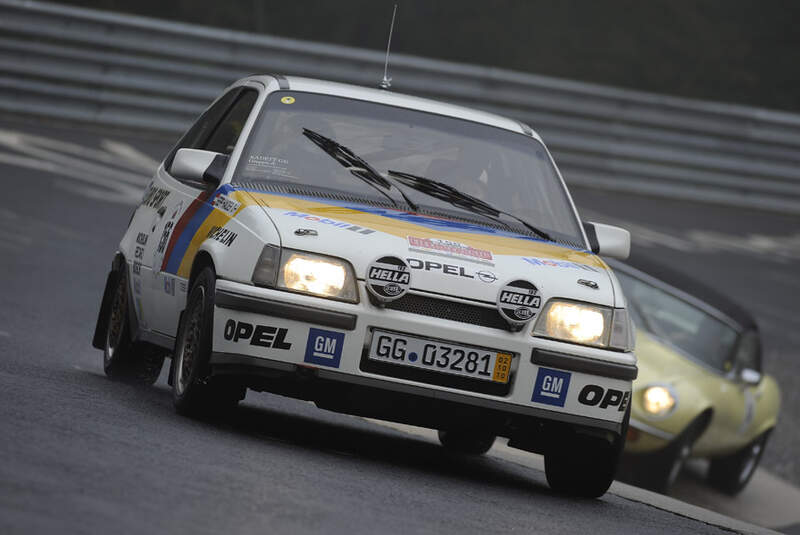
367;330;513;383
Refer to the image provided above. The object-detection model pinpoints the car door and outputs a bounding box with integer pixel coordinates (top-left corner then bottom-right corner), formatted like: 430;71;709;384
145;86;260;338
703;332;761;450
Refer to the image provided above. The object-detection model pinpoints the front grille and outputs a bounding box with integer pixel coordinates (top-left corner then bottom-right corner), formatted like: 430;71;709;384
385;293;511;331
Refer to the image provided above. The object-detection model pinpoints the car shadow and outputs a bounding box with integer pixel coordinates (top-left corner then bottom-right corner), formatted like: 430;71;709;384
88;370;611;501
80;367;630;509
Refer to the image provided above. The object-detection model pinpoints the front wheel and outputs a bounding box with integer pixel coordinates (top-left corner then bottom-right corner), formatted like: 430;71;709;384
545;433;621;498
708;430;770;495
637;416;706;494
103;268;164;385
545;408;628;498
172;266;245;416
438;429;496;455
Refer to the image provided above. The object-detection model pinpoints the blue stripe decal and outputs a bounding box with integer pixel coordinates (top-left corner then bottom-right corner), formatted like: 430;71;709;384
164;201;215;274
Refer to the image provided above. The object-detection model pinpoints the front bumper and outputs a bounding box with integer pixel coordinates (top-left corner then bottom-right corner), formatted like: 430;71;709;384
211;279;637;434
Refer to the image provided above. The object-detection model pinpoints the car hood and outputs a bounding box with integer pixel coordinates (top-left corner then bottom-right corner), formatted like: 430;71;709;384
633;331;702;387
241;190;617;307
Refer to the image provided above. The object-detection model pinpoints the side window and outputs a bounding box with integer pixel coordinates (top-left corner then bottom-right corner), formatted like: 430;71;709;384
165;88;241;173
734;330;762;373
165;87;258;181
205;90;259;155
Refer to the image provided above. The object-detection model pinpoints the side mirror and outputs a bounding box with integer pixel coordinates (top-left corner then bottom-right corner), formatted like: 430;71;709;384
583;221;631;260
171;148;228;186
740;368;762;386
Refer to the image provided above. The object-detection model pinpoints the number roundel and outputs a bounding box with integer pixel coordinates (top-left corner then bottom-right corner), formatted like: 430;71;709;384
496;279;541;326
366;256;411;302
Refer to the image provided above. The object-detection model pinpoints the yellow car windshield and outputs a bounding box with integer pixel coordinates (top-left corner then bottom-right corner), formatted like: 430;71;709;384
616;271;739;372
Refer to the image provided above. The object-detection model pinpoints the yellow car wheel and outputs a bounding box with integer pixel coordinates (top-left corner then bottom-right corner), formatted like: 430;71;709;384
708;430;771;495
638;415;708;494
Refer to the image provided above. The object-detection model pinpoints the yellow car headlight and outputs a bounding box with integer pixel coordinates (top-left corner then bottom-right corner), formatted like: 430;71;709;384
642;385;676;416
532;299;633;351
252;246;358;303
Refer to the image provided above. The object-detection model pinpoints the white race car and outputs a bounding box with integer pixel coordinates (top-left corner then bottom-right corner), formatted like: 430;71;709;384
93;75;636;497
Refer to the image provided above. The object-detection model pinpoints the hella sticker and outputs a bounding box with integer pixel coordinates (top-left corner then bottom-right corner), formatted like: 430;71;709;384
532;367;571;407
366;256;411;302
497;280;541;326
304;328;345;368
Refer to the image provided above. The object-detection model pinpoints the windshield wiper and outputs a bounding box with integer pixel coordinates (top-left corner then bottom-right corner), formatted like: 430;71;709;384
302;129;418;210
386;170;553;242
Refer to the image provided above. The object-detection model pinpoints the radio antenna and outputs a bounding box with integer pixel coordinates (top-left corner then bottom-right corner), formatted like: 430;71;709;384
379;3;398;90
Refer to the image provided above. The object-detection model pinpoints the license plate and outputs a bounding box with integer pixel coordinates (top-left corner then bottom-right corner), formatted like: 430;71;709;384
367;330;513;383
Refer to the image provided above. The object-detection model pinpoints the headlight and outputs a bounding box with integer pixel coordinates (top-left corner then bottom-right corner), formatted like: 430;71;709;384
532;299;633;351
252;246;358;303
642;385;676;416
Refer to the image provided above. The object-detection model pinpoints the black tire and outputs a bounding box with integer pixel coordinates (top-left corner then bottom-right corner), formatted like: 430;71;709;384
545;409;628;498
544;434;620;498
438;429;496;455
172;266;245;416
637;415;708;494
708;430;770;495
103;268;164;385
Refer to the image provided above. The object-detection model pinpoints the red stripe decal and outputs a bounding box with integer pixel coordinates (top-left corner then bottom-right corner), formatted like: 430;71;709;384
160;190;212;272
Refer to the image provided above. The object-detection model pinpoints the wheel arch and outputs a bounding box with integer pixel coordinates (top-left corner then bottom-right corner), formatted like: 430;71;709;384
690;407;714;440
188;249;217;297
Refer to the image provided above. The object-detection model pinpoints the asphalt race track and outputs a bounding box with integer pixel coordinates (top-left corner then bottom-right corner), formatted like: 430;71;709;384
0;115;797;534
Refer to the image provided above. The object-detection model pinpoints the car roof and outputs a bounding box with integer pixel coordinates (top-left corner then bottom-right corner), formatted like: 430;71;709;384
246;74;541;142
609;252;757;332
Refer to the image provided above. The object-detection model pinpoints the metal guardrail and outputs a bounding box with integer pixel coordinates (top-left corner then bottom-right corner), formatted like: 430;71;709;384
2;0;800;214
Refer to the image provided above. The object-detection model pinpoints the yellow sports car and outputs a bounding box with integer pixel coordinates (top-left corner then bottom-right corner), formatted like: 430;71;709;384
610;257;780;494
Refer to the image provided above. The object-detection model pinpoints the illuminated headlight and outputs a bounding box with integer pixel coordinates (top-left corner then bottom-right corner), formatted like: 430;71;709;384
532;300;633;351
642;385;676;416
252;246;358;302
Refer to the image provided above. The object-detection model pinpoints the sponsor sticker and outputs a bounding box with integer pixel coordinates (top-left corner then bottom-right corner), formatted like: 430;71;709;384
141;185;170;210
283;211;375;235
281;96;296;104
366;256;411;302
163;275;175;296
497;280;541;325
211;193;241;216
407;236;493;264
304;328;345;368
523;257;599;273
532;367;571;407
156;221;174;254
206;225;238;247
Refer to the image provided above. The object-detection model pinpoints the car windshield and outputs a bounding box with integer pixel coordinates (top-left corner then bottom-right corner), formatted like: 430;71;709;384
234;91;585;247
616;271;739;372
